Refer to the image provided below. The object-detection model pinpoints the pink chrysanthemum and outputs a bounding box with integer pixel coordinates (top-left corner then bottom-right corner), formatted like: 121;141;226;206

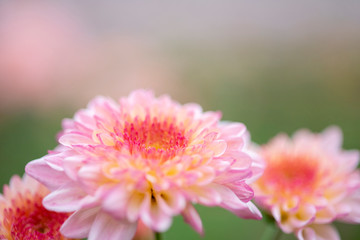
26;90;263;240
133;220;155;240
252;127;360;240
0;174;76;240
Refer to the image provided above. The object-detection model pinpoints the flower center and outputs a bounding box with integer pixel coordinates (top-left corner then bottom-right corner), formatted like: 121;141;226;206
121;116;188;160
261;154;319;193
3;194;70;240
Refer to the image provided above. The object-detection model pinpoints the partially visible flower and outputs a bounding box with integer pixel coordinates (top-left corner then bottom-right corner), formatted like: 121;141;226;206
133;220;154;240
26;89;263;240
0;0;91;109
0;174;76;240
252;127;360;240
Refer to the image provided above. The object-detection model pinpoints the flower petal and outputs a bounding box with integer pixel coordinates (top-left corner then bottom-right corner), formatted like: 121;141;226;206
182;203;203;235
185;184;221;206
127;192;146;222
321;126;343;149
43;185;87;212
88;211;137;240
157;189;186;216
61;207;100;238
297;224;340;240
102;185;131;219
59;133;94;146
25;158;71;190
140;192;172;232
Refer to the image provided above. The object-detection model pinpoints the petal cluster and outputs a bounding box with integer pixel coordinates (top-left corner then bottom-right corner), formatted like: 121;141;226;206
0;175;75;240
26;89;262;240
252;127;360;240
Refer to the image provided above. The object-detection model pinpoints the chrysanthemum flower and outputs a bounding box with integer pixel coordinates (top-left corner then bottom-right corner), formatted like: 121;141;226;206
133;220;154;240
26;90;263;240
252;127;360;240
0;174;75;240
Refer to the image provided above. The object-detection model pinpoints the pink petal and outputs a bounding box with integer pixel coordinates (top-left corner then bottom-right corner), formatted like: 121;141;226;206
226;181;254;202
225;201;262;220
207;140;227;157
157;190;186;216
290;204;316;228
211;183;243;209
59;133;94;146
43;151;69;171
230;151;253;170
338;190;360;223
214;167;252;185
245;146;265;183
340;150;359;172
140;192;172;232
224;137;245;151
193;166;216;186
210;158;233;172
22;174;41;194
43;185;87;212
297;227;316;240
297;224;340;240
183;103;203;118
25;158;71;190
61;207;100;238
311;224;340;240
278;204;316;234
314;206;336;224
77;163;105;193
321;126;343;149
63;155;86;181
281;196;300;212
218;123;247;150
102;185;131;219
9;175;23;193
73;109;96;129
182;203;203;235
88;211;137;240
126;89;154;107
219;122;247;137
271;205;281;222
127;192;146;222
185;184;221;206
132;220;155;240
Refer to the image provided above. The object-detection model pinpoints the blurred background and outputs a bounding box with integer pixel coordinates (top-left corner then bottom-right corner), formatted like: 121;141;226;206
0;0;359;239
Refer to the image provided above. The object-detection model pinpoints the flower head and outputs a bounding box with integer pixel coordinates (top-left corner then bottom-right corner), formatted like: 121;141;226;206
0;174;75;240
26;89;262;240
252;127;360;240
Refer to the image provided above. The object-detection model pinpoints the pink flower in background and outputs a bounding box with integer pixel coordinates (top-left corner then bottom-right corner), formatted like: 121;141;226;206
252;127;360;240
26;89;263;240
0;175;75;240
133;220;155;240
0;0;91;109
0;0;181;111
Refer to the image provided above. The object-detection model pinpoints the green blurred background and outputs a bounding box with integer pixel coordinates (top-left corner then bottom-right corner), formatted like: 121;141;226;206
0;1;359;239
